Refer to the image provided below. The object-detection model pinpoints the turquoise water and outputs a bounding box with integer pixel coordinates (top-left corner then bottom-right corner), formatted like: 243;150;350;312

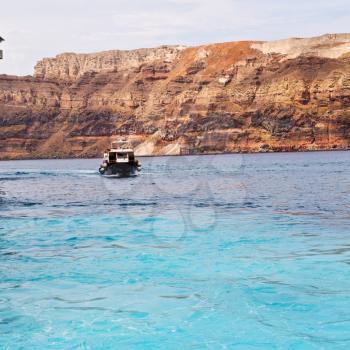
0;152;350;349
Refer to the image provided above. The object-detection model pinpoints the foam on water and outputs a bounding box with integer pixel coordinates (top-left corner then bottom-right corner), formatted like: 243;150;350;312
0;153;350;349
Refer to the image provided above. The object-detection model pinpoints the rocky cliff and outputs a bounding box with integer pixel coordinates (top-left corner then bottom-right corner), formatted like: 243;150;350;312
1;34;350;159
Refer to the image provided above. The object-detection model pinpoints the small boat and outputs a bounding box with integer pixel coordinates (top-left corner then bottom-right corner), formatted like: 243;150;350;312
98;141;141;177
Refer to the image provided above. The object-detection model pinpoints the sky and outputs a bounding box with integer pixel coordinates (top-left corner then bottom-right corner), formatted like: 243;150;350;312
1;0;350;76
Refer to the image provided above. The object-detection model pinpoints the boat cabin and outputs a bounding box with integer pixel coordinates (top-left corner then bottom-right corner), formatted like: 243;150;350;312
104;149;135;164
103;141;136;164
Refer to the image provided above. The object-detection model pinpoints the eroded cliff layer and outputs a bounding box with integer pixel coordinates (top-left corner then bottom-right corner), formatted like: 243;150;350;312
1;34;350;159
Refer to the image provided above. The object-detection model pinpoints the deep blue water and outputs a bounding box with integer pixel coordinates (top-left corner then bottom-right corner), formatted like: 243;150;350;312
0;152;350;349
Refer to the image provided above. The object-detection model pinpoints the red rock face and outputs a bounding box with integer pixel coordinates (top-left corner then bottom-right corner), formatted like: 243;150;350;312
1;35;350;159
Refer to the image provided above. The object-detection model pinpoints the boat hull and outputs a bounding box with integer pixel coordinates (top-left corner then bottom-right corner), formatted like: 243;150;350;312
99;163;138;177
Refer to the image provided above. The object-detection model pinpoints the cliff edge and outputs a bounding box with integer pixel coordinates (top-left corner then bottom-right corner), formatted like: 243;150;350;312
1;34;350;159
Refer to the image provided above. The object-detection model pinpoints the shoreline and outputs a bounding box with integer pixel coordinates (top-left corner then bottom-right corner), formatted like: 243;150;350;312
0;147;349;162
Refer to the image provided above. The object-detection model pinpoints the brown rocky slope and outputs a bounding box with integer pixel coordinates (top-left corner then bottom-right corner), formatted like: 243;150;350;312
1;34;350;159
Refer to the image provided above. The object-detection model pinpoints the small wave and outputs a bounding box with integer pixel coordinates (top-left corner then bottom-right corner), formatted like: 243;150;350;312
52;296;107;304
22;202;42;207
0;171;37;181
0;169;97;179
160;295;191;299
14;171;30;176
0;171;31;176
0;177;31;181
52;306;149;318
0;198;42;208
119;201;157;207
0;316;22;325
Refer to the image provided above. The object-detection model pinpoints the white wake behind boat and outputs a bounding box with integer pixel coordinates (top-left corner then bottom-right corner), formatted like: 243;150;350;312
98;141;141;177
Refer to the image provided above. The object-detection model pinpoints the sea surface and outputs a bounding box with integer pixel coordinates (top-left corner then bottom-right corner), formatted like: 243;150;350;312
0;152;350;349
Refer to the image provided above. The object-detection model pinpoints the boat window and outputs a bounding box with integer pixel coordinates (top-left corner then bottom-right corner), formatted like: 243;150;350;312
109;152;117;162
117;152;128;159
